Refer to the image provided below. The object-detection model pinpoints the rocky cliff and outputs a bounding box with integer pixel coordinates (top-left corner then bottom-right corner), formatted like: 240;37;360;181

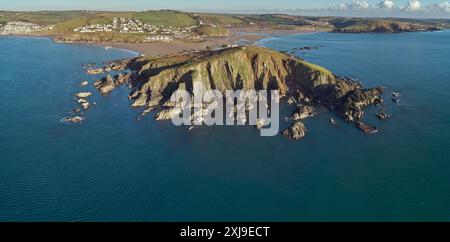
94;46;384;139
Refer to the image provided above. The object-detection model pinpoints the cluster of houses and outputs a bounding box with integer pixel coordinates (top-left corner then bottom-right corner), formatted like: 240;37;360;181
73;17;200;42
0;21;54;34
74;18;145;33
145;35;174;42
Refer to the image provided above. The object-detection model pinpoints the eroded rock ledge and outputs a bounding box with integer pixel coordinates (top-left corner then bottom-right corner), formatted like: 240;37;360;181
91;46;385;140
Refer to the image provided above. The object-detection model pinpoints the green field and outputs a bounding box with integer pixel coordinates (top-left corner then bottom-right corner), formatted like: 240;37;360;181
239;14;310;26
0;16;9;25
197;13;244;27
88;12;134;25
133;10;196;26
5;11;88;25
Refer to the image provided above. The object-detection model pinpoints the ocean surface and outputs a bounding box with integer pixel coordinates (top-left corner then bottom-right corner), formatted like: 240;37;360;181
0;32;449;221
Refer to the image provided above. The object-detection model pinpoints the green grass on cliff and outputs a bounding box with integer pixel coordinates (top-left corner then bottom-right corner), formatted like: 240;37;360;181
130;45;337;98
299;61;333;76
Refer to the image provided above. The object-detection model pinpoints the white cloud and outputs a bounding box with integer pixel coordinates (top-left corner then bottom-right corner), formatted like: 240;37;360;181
428;2;450;13
378;0;395;10
310;0;450;18
335;1;370;11
404;0;422;11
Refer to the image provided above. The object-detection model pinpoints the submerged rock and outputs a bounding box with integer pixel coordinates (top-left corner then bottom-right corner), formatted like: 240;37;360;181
355;121;378;135
75;92;92;98
282;121;307;140
330;118;339;127
63;116;84;123
86;68;104;75
392;92;400;98
376;110;391;120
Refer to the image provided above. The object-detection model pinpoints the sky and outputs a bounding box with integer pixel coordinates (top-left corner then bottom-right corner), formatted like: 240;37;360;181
0;0;449;18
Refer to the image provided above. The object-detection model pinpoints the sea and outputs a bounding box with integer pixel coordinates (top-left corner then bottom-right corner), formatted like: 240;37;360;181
0;32;449;221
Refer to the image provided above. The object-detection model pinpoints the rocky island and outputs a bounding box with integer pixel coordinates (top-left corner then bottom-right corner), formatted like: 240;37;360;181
90;45;384;140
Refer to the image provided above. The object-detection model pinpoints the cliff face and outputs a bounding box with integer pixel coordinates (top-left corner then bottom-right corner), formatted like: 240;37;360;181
94;46;383;137
123;46;341;107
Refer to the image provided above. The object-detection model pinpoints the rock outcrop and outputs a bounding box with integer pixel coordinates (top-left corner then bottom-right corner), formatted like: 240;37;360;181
86;68;104;75
93;72;133;95
292;105;317;121
63;116;84;123
335;88;384;122
355;121;378;135
376;110;391;120
75;92;92;98
282;121;307;140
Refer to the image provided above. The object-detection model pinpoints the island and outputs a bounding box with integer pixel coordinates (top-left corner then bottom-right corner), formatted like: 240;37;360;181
88;45;384;140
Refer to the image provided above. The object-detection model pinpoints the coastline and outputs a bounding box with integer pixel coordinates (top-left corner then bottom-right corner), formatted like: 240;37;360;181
7;26;446;57
96;27;320;56
0;27;320;60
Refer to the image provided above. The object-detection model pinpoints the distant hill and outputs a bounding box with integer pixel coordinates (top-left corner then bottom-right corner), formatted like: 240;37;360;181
1;10;449;42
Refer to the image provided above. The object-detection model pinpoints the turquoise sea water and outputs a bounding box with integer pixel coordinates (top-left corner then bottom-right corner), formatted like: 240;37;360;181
0;33;449;221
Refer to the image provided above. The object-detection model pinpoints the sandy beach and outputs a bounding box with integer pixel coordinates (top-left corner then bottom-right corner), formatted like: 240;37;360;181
103;26;319;56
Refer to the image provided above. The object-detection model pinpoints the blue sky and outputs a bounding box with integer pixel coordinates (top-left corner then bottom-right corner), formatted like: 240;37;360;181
0;0;449;18
0;0;443;10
